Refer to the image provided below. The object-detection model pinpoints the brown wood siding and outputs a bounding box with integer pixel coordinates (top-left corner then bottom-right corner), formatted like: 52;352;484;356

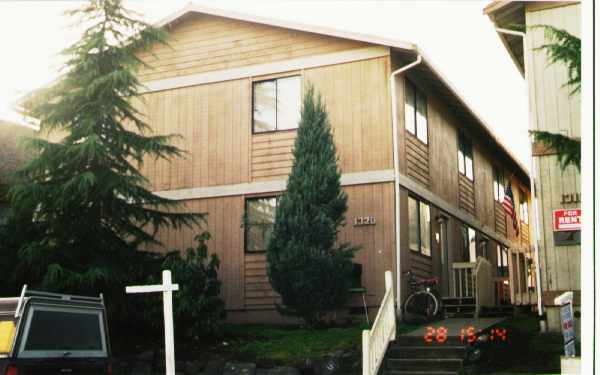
151;182;396;311
251;131;296;181
244;253;280;309
405;132;430;187
495;202;507;236
424;95;460;205
458;174;475;216
305;56;392;174
520;222;530;247
137;14;369;82
138;79;251;191
410;252;433;279
151;195;246;310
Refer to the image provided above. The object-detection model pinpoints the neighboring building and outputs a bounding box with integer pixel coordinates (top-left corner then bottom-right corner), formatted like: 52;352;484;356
126;4;537;322
485;1;581;333
0;120;35;224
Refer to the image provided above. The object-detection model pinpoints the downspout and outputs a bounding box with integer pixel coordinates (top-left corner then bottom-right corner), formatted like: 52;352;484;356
390;53;422;317
495;27;545;330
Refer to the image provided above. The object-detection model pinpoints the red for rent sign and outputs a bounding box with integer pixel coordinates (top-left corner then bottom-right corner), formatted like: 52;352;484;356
553;209;581;231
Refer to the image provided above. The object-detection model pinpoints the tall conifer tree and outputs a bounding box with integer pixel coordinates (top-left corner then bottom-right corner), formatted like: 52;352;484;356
9;0;202;294
267;85;357;326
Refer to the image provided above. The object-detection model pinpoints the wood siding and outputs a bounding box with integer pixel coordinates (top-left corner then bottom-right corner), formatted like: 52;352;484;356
244;253;280;309
495;202;507;236
137;14;368;83
251;131;296;181
138;79;251;191
525;3;581;295
405;132;430;187
458;174;475;216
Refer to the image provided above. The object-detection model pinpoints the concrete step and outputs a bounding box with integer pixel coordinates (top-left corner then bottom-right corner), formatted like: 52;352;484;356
391;336;468;346
441;297;475;305
387;345;466;360
386;358;463;372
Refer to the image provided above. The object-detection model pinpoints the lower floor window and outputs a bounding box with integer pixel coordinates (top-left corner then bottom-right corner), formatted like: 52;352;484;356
460;225;477;262
244;197;278;252
408;196;431;256
497;245;509;276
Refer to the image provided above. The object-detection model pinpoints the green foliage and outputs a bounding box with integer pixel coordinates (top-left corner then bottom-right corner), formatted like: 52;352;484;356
7;0;202;296
531;130;580;171
530;25;581;171
143;232;226;339
266;85;358;326
532;25;581;94
224;324;366;366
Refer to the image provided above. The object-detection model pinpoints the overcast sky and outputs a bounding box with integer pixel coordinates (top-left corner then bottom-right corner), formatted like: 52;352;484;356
0;0;529;167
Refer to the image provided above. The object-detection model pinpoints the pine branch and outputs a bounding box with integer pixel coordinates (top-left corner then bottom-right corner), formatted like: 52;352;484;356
531;130;580;171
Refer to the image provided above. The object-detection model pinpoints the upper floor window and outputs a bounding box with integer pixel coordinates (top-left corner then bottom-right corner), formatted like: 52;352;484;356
457;134;474;181
519;188;529;224
460;224;477;262
496;245;509;276
408;196;431;256
252;76;301;133
493;166;505;203
244;196;278;252
404;80;428;144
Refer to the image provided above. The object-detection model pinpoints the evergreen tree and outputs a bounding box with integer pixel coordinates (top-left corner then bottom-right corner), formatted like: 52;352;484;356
266;85;358;326
9;0;202;296
530;25;581;171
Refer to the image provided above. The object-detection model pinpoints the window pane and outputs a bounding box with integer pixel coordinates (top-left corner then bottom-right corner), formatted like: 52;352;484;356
245;197;277;252
24;309;103;352
419;202;431;256
253;80;277;132
493;180;499;201
465;155;474;181
408;197;419;251
458;150;465;174
416;93;428;144
499;180;505;202
404;81;416;135
468;228;477;262
276;76;301;130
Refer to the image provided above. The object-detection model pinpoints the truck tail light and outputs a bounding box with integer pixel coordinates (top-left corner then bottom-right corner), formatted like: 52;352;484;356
5;365;18;375
106;363;113;375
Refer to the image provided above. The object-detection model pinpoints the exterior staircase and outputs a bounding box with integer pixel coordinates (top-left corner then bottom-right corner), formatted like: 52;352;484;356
442;296;476;318
381;335;466;375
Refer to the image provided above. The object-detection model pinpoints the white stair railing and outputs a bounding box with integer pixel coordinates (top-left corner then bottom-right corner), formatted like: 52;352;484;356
452;262;476;298
362;271;395;375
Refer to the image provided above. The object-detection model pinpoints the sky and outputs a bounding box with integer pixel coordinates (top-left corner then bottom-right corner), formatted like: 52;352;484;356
0;0;529;167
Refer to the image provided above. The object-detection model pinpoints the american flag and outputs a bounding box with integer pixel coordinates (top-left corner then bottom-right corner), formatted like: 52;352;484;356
503;182;519;236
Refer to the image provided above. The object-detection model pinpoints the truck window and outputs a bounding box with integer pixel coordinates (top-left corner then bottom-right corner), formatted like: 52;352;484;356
18;305;107;358
0;318;16;354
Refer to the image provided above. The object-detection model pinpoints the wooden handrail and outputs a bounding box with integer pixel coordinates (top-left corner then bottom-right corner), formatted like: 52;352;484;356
362;271;395;375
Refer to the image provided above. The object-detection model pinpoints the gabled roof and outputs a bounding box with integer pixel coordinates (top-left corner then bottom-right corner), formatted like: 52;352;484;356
157;3;417;52
156;3;529;183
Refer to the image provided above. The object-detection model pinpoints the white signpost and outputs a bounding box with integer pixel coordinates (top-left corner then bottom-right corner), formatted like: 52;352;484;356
126;270;179;375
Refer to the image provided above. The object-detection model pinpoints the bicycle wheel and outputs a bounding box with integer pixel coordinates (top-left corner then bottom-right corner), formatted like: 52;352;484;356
403;291;439;323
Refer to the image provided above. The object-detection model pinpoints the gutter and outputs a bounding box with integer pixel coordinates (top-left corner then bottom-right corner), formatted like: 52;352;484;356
389;54;422;317
495;27;546;330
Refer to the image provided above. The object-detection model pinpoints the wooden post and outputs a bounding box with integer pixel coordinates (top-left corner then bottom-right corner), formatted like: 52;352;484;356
126;270;179;375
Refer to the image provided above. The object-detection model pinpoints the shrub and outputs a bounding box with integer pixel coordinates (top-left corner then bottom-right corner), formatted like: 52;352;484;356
267;85;358;326
144;232;226;339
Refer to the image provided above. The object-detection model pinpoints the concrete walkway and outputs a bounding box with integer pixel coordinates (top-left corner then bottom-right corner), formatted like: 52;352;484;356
403;317;506;337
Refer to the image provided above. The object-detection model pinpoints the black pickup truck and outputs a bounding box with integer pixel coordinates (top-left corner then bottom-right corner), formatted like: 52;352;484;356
0;287;112;375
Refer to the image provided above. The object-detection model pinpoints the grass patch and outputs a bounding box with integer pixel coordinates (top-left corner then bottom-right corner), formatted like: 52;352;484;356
220;321;417;367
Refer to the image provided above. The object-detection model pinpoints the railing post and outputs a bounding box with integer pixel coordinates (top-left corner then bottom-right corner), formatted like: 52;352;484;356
362;330;370;375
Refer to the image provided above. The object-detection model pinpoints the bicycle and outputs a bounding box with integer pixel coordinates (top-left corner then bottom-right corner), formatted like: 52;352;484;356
402;270;443;324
